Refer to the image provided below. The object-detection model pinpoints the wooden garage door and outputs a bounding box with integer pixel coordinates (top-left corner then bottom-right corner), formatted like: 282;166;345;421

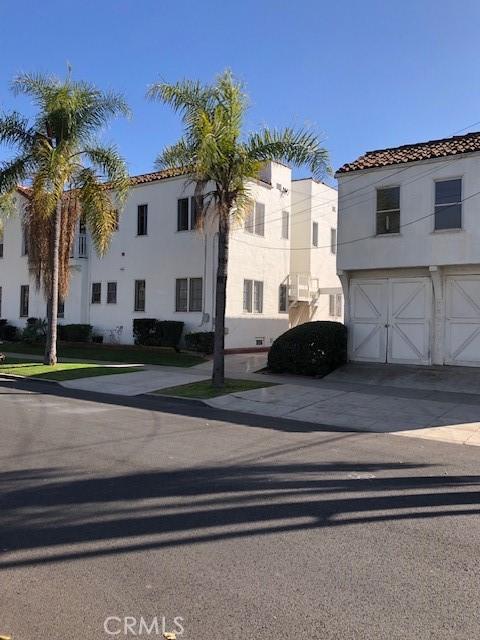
350;278;432;365
445;276;480;366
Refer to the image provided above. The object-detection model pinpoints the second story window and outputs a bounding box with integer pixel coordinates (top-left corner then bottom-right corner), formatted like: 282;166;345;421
312;221;319;247
0;230;3;258
330;228;337;254
281;210;289;239
244;202;265;236
435;179;462;230
21;226;28;256
137;204;148;236
177;198;189;231
107;282;117;304
376;187;400;235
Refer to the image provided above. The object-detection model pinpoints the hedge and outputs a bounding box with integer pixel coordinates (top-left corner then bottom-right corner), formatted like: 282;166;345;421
268;321;347;377
184;331;215;354
57;324;93;343
0;320;19;342
133;318;184;350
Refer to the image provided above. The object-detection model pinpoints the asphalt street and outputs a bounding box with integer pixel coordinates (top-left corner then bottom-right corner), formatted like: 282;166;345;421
1;377;479;639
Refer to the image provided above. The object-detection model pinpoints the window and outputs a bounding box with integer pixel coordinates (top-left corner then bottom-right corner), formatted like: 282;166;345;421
175;278;188;312
91;282;101;304
113;210;119;231
243;279;263;313
190;195;203;230
134;280;146;312
312;221;319;247
137;204;148;236
330;228;337;254
175;277;203;312
255;337;265;346
243;279;253;312
57;298;65;318
435;179;462;230
0;230;3;258
0;286;2;317
279;283;288;313
244;202;265;236
21;226;28;256
329;293;342;317
177;198;189;231
189;277;203;312
107;282;117;304
20;285;29;317
376;187;400;235
281;210;289;239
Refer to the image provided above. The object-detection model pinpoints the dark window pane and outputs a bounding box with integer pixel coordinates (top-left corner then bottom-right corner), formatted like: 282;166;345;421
279;284;288;312
435;179;461;205
57;298;65;318
175;279;188;312
190;196;203;230
20;285;29;317
189;277;203;312
377;187;400;211
376;210;400;235
137;205;148;235
435;204;462;230
91;282;101;304
177;198;189;231
107;282;117;304
254;280;263;313
134;280;145;312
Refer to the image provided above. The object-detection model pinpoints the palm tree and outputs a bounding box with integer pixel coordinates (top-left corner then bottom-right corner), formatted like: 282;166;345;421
0;73;130;365
148;70;330;387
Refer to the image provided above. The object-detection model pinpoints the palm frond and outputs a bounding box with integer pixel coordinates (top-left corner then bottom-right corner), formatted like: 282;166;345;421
155;138;195;171
245;127;330;180
83;145;129;206
0;112;39;151
76;168;117;255
0;156;33;194
147;79;215;115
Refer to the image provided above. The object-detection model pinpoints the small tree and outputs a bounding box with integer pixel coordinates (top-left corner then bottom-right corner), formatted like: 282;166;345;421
148;70;329;386
0;73;129;364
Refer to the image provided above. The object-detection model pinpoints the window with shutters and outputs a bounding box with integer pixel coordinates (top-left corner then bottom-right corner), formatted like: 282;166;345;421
376;187;400;235
137;204;148;236
134;280;146;312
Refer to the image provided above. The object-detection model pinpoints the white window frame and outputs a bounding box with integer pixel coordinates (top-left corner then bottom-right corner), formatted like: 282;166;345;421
376;186;401;236
175;277;203;312
244;202;265;237
433;177;462;231
243;279;263;314
312;221;319;247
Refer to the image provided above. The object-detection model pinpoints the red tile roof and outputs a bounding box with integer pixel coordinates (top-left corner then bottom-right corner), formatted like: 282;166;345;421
129;167;189;184
336;131;480;174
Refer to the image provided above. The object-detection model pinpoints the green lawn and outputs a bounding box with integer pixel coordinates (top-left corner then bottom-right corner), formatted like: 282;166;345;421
0;357;143;381
155;378;276;399
0;342;205;367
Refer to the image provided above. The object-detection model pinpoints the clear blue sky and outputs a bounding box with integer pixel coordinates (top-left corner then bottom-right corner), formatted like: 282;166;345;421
1;0;480;179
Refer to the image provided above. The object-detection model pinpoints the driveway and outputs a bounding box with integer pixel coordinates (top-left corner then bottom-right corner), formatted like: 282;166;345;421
1;378;480;639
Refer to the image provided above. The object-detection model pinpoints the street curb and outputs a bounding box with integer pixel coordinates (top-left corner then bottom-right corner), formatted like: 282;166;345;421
0;372;60;384
144;392;207;407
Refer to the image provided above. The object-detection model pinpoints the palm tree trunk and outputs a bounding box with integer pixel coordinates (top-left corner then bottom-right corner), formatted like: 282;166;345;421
44;200;61;366
212;208;230;388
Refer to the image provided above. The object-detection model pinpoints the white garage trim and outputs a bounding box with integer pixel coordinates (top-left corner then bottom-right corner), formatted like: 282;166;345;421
445;275;480;366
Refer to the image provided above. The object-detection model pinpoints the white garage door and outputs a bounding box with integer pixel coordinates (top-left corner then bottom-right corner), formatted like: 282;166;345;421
350;278;432;365
445;276;480;366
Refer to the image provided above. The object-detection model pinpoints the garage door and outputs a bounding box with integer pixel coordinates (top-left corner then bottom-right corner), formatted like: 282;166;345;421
445;276;480;366
350;278;432;365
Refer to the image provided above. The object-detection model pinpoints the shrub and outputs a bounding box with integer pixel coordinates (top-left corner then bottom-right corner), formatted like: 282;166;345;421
184;331;215;354
133;318;184;350
57;324;93;343
22;318;47;344
268;321;347;377
0;321;19;341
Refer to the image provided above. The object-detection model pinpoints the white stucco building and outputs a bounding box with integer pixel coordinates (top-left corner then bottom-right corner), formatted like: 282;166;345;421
336;131;480;367
0;161;342;350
